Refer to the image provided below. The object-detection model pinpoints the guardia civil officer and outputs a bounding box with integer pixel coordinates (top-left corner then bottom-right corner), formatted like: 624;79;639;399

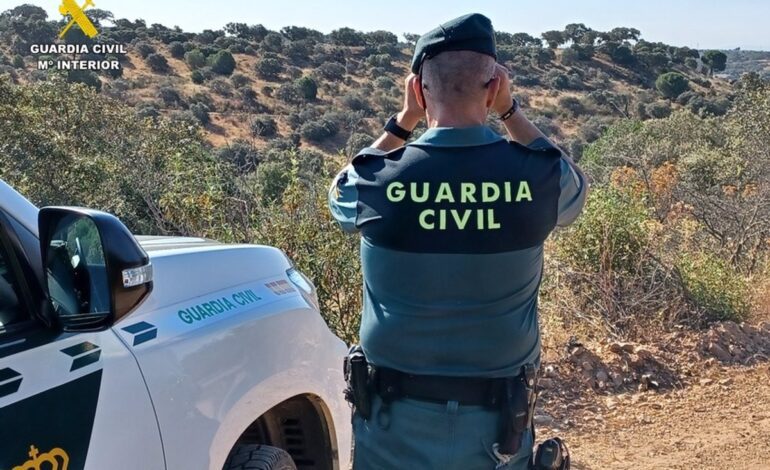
329;13;586;470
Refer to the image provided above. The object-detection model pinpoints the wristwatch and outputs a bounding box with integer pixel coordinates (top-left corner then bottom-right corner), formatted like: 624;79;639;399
499;98;519;121
384;114;413;140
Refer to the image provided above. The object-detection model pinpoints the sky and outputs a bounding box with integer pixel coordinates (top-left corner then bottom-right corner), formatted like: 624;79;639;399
4;0;769;50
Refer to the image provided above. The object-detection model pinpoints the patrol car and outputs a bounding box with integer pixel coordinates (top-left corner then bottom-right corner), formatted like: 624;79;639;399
0;180;352;470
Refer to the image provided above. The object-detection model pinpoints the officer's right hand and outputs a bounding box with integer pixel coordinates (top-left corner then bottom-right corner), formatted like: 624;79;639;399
396;74;423;131
492;64;514;116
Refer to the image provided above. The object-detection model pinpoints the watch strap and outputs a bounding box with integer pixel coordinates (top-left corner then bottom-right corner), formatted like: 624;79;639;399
500;99;519;121
384;114;413;140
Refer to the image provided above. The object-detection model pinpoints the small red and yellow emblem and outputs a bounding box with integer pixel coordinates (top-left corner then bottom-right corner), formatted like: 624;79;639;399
13;445;70;470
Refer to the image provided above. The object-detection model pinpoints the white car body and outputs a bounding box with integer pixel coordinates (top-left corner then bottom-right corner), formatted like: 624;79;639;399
0;180;352;470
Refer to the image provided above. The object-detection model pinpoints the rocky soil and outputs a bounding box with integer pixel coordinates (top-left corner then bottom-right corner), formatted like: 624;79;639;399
536;321;770;469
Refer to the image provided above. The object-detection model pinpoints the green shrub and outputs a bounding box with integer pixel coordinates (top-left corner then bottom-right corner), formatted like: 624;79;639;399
191;69;205;84
255;57;283;80
609;45;634;65
231;72;249;87
208;77;232;97
261;32;284;53
295;76;318;100
558;186;652;273
677;253;749;322
558;96;585;117
300;118;338;142
135;41;155;59
315;62;345;80
545;70;570;89
216;139;260;173
66;70;101;91
190;102;210;125
208;50;236;75
184;49;206;70
251;115;278;137
655;72;689;99
146;53;169;73
157;85;183;107
366;54;392;68
168;41;185;59
276;83;303;104
645;100;672;119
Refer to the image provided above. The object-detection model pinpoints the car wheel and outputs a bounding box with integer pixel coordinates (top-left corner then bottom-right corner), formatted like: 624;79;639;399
223;444;297;470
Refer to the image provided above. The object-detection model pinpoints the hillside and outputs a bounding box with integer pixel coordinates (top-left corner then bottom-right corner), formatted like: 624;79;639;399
0;5;738;160
722;49;770;80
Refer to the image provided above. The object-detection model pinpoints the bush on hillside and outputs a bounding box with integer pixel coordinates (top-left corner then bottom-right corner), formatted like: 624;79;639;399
655;72;689;99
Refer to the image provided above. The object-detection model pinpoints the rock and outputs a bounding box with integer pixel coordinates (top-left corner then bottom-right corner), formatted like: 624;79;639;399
612;374;624;388
570;346;585;358
719;378;733;386
534;413;555;427
609;342;636;354
595;370;609;382
641;373;659;389
708;342;732;363
699;378;714;386
538;378;554;389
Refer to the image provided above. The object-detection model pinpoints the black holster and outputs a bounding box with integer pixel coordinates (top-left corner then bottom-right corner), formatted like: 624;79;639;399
343;345;372;420
499;364;538;455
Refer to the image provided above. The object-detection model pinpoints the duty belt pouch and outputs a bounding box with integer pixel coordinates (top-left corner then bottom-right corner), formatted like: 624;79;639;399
343;345;372;420
498;365;537;455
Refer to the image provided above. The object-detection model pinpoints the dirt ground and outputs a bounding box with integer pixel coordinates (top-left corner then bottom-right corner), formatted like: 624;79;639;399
556;364;770;469
535;321;770;469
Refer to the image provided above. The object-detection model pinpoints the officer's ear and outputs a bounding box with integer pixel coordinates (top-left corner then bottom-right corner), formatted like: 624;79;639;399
414;74;427;110
485;75;501;109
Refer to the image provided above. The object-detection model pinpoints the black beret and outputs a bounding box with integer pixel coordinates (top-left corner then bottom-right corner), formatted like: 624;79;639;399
410;13;497;74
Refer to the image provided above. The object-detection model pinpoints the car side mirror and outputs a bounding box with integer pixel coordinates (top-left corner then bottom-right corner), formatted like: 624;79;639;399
39;207;153;331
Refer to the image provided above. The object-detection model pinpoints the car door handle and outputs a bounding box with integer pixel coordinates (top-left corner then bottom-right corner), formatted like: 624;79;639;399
0;367;23;398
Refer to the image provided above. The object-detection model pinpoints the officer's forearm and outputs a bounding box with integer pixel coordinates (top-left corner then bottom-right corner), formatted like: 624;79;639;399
370;111;421;152
501;111;548;147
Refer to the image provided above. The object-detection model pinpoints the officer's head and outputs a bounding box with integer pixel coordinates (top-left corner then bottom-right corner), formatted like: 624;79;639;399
411;13;500;123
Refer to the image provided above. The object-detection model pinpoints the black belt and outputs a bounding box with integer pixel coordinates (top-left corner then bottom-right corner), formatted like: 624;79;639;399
373;366;516;407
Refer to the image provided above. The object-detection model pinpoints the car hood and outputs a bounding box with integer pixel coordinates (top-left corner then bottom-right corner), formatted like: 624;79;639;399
127;236;292;318
136;235;221;253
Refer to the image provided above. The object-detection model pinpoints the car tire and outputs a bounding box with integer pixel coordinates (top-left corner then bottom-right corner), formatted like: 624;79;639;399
223;444;297;470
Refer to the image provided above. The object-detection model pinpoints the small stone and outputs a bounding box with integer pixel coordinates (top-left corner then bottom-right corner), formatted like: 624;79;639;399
538;378;554;389
534;414;555;427
612;374;624;388
609;342;636;354
596;370;609;382
708;342;732;363
699;378;714;386
719;378;733;386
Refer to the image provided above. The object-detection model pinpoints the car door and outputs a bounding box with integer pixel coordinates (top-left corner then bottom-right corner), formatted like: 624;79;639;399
0;210;165;470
